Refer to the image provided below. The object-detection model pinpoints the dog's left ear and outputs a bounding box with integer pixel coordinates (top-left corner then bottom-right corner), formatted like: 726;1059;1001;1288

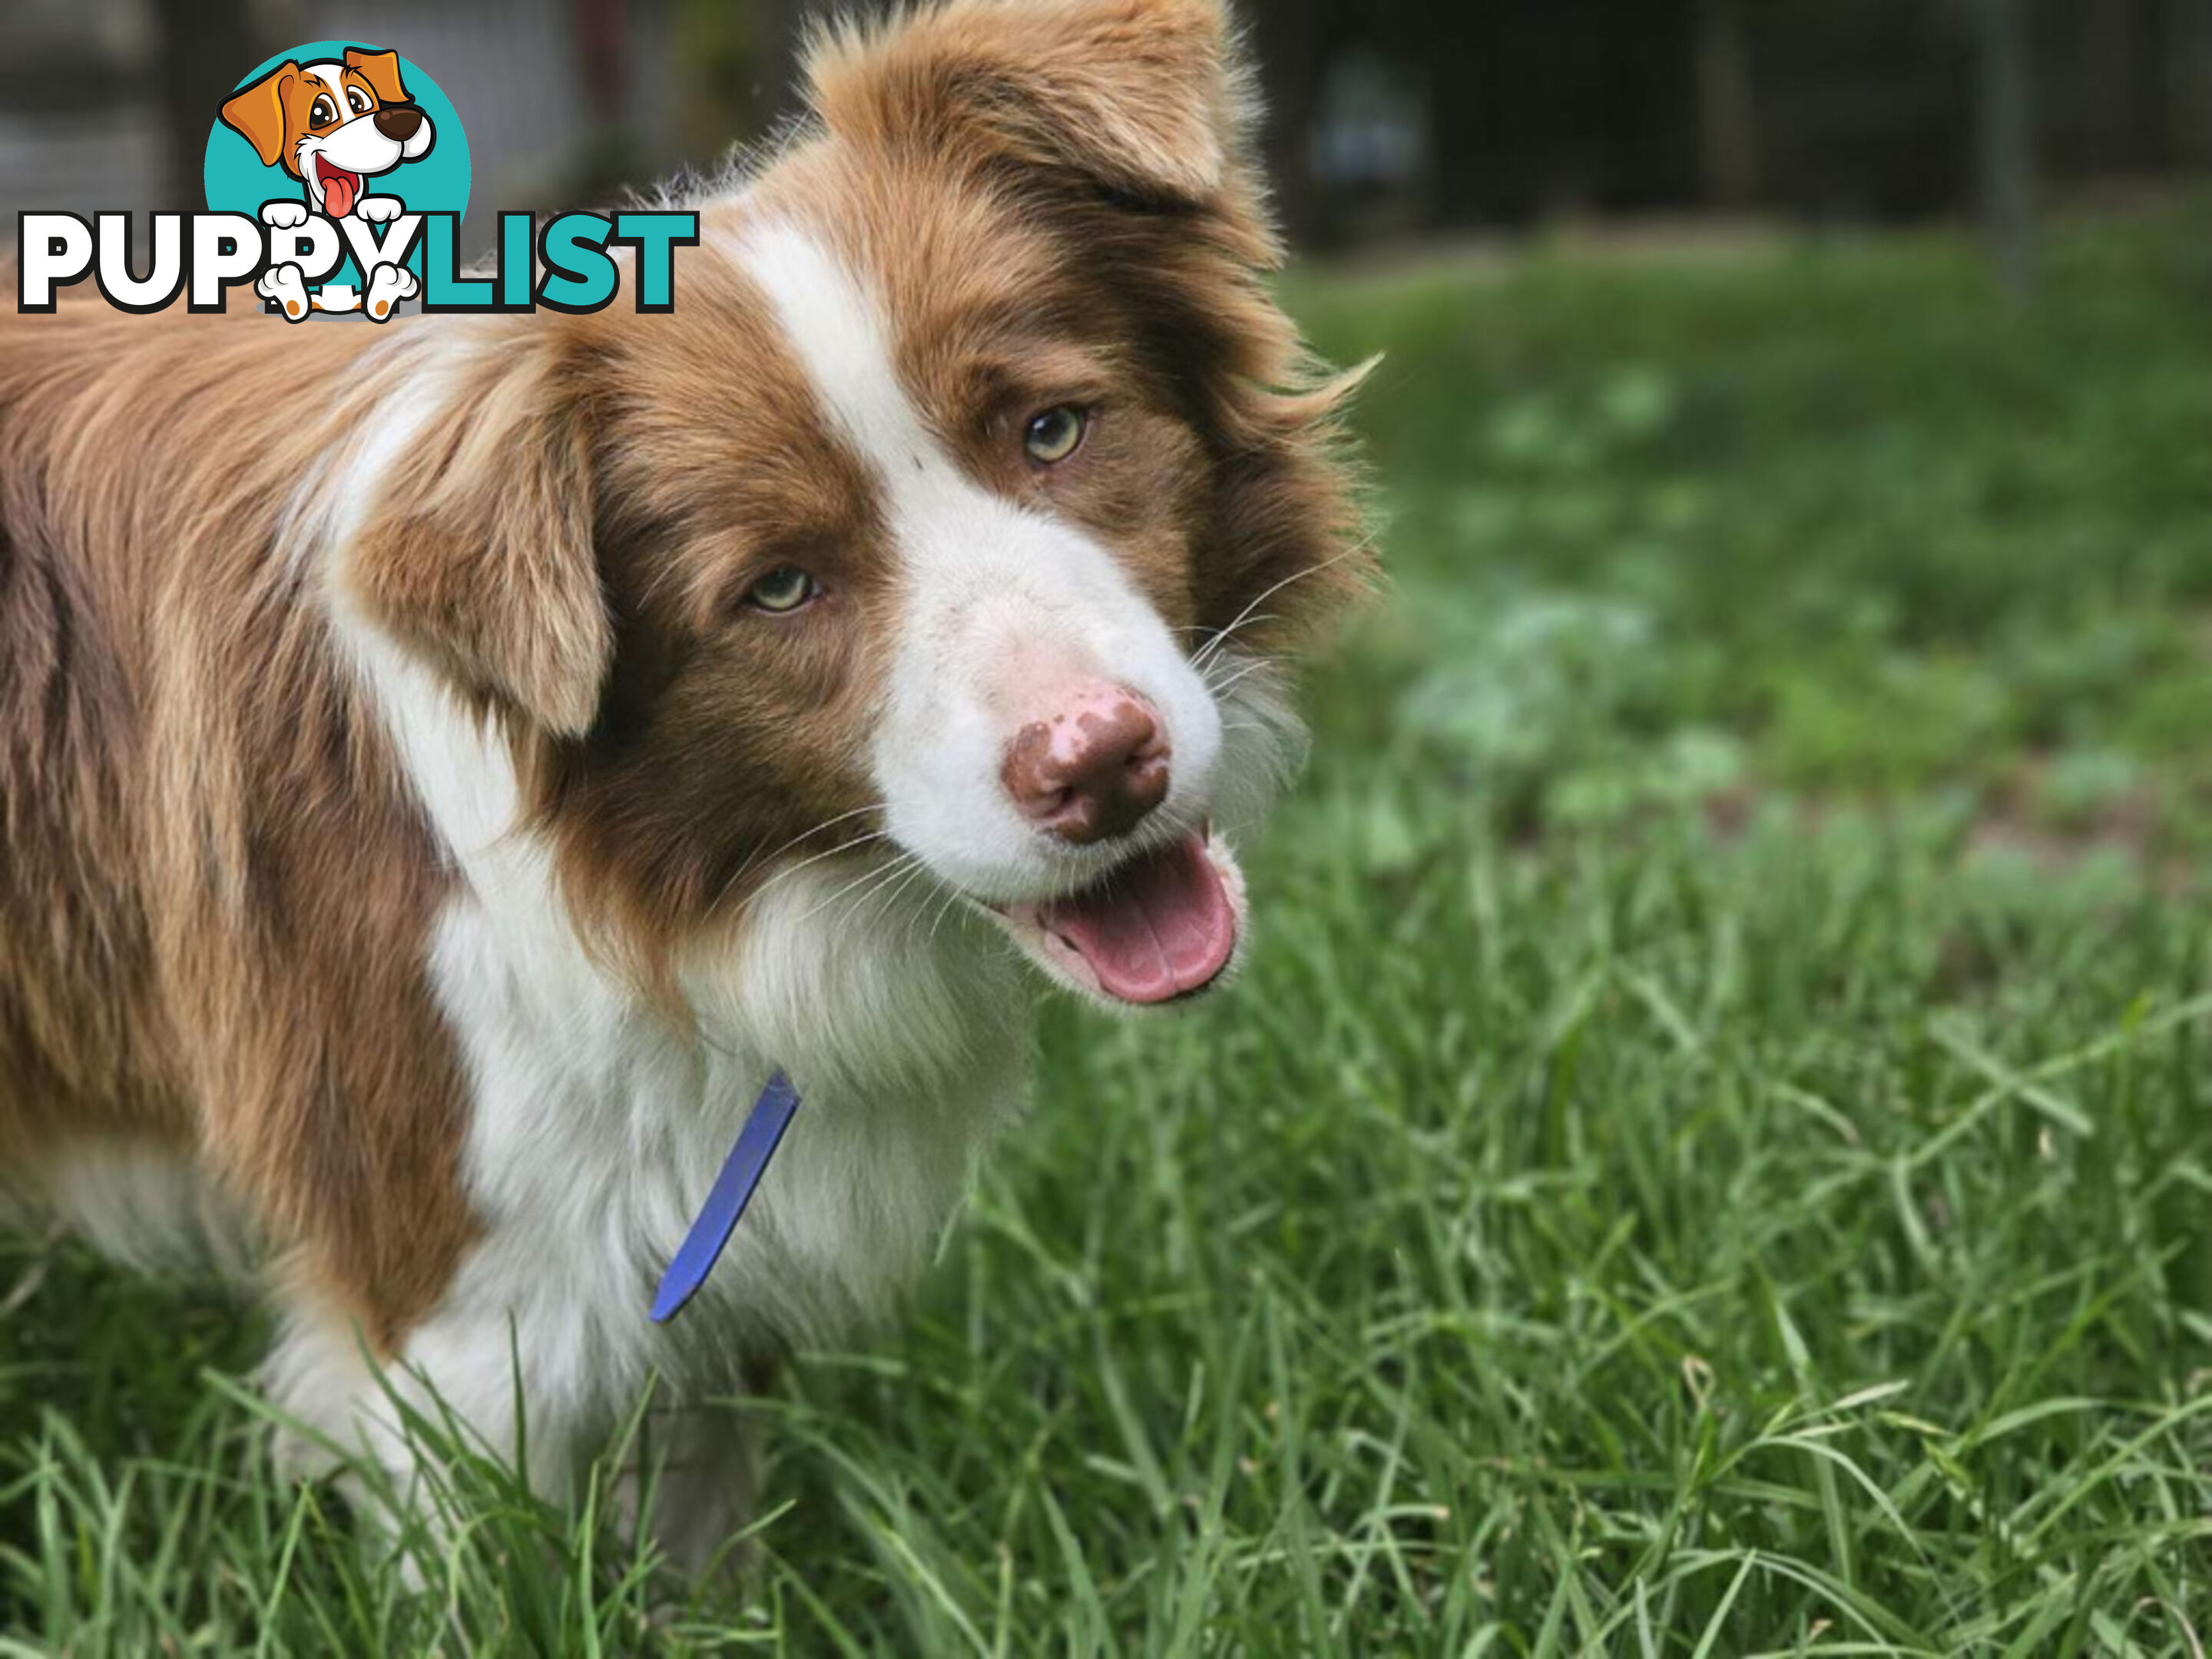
345;341;610;738
220;61;300;168
344;48;410;107
806;0;1239;208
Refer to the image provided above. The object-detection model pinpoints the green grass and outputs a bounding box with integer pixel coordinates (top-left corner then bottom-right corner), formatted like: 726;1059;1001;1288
7;200;2212;1652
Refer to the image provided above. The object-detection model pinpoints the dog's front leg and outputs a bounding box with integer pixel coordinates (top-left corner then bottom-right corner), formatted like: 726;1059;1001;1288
262;1291;599;1569
620;1366;778;1588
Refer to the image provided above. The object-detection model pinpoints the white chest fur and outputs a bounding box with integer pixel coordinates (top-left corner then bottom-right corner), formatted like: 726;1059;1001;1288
322;625;1029;1475
420;846;1027;1422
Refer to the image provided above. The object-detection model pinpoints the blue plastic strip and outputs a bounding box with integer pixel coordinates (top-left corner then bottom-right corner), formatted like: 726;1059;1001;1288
650;1068;801;1323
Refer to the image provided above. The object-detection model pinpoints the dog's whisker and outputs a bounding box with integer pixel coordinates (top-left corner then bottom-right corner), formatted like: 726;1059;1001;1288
864;855;940;938
1190;537;1378;672
767;800;889;856
775;849;899;930
743;828;892;906
1204;659;1283;701
714;803;889;909
794;849;923;933
1204;647;1286;686
1195;618;1283;672
924;882;979;949
834;859;935;941
892;863;952;948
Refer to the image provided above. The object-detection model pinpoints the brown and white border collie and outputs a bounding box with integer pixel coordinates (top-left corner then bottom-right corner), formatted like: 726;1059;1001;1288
0;0;1366;1570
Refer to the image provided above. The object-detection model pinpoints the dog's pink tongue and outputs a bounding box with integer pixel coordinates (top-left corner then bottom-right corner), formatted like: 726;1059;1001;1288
1043;833;1236;1005
323;170;356;218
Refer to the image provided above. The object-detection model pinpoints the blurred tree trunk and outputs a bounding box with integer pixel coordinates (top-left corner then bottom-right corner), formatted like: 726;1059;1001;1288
1247;0;1328;243
1426;2;1495;228
571;0;641;200
152;0;264;210
1694;0;1758;207
761;0;805;125
578;0;628;127
1972;0;2035;300
2167;0;2212;167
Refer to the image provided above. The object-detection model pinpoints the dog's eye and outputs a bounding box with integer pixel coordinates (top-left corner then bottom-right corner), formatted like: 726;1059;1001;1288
1022;406;1087;466
743;565;818;615
347;87;371;114
310;94;338;127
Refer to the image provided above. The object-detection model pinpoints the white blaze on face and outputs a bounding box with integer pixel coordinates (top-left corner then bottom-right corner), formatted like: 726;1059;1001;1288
731;220;1225;906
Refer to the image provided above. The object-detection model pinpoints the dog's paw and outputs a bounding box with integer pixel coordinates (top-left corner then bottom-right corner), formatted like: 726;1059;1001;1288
357;197;406;225
260;200;310;229
256;263;310;322
363;263;419;321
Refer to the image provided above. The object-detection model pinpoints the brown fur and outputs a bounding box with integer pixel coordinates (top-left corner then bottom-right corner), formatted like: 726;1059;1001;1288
529;258;908;986
796;0;1370;653
0;0;1365;1367
0;300;475;1343
349;336;612;738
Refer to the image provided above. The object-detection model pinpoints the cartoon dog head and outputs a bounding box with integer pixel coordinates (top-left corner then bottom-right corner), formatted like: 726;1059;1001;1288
220;48;435;219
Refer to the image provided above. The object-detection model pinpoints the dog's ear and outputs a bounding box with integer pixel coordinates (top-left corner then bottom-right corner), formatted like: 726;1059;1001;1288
220;61;300;169
346;343;610;737
344;48;410;107
806;0;1238;207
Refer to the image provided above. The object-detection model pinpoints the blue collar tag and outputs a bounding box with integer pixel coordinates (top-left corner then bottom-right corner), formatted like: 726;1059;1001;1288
651;1068;802;1323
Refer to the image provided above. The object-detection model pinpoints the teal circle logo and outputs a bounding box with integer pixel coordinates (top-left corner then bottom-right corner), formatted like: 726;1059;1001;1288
203;41;469;303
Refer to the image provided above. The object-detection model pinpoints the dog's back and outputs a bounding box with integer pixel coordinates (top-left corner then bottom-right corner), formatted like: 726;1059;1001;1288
1;297;194;1153
0;298;479;1309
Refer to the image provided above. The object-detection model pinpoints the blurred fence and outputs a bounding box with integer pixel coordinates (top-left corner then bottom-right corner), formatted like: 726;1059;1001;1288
1267;0;2211;244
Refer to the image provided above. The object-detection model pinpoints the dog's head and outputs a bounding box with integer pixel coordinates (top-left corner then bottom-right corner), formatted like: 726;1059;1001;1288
345;0;1369;1013
220;48;434;218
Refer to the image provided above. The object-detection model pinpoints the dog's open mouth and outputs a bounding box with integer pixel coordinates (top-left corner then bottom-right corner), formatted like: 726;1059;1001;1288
994;831;1242;1006
313;154;363;218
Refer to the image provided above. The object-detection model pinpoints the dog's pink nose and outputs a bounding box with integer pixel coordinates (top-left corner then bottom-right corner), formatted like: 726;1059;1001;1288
1002;684;1171;845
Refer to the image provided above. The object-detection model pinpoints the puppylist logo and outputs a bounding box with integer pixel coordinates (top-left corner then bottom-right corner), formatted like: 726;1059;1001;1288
15;41;696;320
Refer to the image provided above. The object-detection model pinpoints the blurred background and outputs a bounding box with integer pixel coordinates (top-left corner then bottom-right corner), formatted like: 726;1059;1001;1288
3;0;2207;260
